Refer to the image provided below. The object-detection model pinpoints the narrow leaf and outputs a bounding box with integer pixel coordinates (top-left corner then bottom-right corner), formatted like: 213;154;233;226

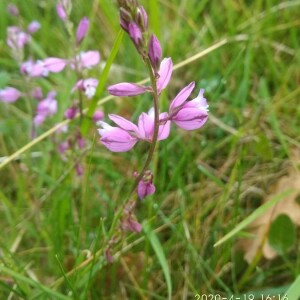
143;221;172;300
285;275;300;300
81;29;124;134
214;189;292;247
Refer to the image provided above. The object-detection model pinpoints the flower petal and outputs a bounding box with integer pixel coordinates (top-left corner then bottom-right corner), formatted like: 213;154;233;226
108;114;139;133
169;81;195;112
157;57;173;93
107;82;148;97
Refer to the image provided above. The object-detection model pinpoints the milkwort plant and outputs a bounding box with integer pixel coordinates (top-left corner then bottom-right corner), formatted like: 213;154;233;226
97;0;209;260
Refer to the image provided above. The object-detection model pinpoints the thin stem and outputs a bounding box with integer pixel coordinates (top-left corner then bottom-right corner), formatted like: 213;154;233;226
129;57;160;195
107;58;160;240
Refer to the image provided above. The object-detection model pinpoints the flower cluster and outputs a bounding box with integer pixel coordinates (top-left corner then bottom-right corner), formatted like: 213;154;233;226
98;60;208;153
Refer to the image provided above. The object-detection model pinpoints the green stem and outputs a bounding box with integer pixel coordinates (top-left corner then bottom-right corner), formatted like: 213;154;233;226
129;57;160;195
107;58;160;239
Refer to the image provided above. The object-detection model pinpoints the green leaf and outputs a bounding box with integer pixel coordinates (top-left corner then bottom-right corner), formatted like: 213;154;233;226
80;29;124;135
269;214;296;255
285;274;300;300
214;189;292;247
143;221;172;300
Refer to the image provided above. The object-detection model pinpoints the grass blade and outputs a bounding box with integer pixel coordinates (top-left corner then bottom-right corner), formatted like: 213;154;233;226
284;275;300;300
80;29;124;134
143;221;172;300
214;189;292;247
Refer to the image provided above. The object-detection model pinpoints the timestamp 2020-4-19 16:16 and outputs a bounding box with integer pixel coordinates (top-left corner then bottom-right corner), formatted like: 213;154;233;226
194;294;288;300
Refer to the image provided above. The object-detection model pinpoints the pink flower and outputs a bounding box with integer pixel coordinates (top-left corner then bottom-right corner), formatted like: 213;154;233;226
98;122;138;152
21;60;49;77
34;91;58;126
27;21;41;34
92;110;104;122
0;87;22;103
97;109;170;152
76;17;89;45
137;108;171;142
43;57;67;73
107;83;148;97
7;26;31;49
169;82;209;130
73;51;100;69
73;78;98;98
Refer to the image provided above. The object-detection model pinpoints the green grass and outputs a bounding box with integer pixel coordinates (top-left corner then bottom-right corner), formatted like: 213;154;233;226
1;0;300;299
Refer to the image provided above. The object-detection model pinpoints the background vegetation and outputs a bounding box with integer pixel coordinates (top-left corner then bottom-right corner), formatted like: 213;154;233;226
0;0;300;299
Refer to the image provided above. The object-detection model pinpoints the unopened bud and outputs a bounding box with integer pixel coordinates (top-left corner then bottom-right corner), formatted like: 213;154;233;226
135;6;148;32
148;34;162;72
76;17;89;45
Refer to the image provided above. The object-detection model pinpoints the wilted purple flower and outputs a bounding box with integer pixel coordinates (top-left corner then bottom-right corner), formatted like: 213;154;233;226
73;51;100;69
77;134;85;149
76;17;89;45
121;201;142;233
0;87;22;103
157;57;173;94
73;78;98;98
169;82;209;130
128;22;143;49
7;26;31;50
107;82;148;97
58;141;69;155
64;106;78;119
56;3;67;21
27;21;41;34
7;4;19;16
137;170;155;199
148;34;162;72
92;110;104;122
75;163;84;177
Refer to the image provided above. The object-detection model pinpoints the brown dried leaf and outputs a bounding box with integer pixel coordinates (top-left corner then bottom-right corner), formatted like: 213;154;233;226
239;169;300;263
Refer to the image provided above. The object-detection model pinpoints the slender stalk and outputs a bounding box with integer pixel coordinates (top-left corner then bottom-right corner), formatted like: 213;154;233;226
129;57;160;195
107;58;160;239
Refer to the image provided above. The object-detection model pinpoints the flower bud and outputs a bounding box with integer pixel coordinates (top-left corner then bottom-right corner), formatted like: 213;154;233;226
135;6;148;32
107;82;148;97
76;17;89;45
128;22;143;50
92;110;104;122
7;4;19;16
56;3;67;21
64;107;78;119
148;34;162;72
